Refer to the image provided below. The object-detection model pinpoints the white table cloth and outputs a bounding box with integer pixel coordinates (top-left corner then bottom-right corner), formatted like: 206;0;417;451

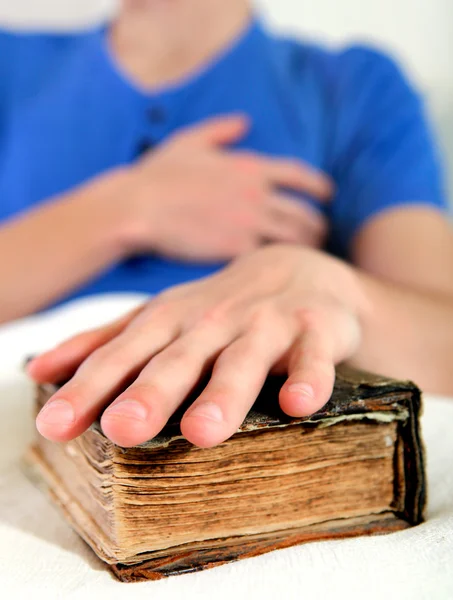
0;295;452;600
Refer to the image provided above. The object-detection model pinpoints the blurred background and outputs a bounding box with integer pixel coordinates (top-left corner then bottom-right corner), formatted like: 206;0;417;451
0;0;451;206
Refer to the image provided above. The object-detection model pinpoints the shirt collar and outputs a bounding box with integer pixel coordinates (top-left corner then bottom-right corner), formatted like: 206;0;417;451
88;17;271;111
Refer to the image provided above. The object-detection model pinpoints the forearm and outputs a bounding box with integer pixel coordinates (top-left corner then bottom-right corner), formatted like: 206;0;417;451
0;171;132;323
352;269;453;395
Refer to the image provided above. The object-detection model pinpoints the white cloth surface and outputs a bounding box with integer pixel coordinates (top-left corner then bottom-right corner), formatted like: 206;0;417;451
0;295;452;600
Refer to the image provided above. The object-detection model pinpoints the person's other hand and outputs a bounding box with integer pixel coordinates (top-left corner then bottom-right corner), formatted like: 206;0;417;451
29;244;366;449
118;115;333;261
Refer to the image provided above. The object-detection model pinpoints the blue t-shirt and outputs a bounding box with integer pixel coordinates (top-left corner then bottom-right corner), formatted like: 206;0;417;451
0;19;446;303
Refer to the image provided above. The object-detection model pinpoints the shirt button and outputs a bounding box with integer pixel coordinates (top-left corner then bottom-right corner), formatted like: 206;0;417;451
136;139;156;158
147;106;166;124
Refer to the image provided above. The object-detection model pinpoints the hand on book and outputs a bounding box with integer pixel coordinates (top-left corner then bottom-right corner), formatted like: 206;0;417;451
29;245;367;448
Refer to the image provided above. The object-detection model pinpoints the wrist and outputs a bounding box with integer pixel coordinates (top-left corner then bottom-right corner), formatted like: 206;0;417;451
84;167;146;257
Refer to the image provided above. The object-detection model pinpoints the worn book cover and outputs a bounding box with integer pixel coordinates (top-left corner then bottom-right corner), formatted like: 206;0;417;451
24;366;426;582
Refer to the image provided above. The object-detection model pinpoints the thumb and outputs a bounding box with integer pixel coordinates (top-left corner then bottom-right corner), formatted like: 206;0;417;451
176;114;250;148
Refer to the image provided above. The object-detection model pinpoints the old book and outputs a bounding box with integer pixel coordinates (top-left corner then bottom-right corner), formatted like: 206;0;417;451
24;366;426;582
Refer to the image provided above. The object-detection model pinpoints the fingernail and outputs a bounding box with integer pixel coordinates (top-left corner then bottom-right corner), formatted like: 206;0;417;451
105;400;148;422
188;402;224;423
38;400;75;426
287;383;315;402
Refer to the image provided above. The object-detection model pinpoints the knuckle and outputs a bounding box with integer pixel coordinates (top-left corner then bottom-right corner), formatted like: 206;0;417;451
196;301;233;328
308;353;332;372
240;182;265;204
154;344;193;369
213;353;248;382
310;361;336;389
214;340;267;379
123;381;166;407
249;304;282;332
80;343;129;373
52;377;100;413
212;350;235;371
146;301;174;323
201;380;232;403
